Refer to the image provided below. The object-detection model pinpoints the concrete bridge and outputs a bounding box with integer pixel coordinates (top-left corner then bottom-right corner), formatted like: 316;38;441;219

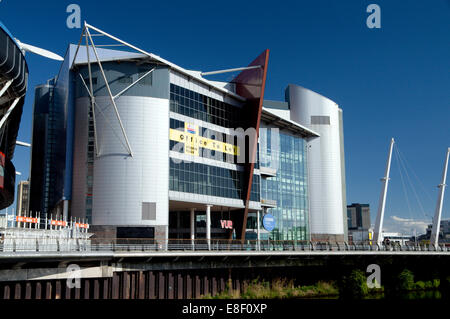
0;243;448;300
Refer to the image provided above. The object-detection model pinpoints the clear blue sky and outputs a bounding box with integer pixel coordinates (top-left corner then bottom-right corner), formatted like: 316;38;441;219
1;0;449;234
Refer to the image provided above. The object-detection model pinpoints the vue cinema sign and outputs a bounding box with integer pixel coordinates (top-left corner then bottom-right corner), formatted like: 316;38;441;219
220;220;233;229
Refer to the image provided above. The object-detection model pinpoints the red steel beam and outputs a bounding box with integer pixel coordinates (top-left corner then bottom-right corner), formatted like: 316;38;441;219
231;49;270;241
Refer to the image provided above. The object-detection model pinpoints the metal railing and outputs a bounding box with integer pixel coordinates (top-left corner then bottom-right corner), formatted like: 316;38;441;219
0;238;449;253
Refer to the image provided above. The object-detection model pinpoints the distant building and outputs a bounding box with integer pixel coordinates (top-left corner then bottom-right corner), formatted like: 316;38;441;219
419;220;450;244
28;78;66;216
347;203;371;243
347;203;370;230
16;180;29;216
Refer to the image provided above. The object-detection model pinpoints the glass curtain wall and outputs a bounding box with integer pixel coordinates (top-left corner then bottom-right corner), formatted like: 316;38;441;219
259;128;309;241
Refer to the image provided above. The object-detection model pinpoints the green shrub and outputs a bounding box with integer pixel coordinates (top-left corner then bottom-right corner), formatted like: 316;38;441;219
415;281;425;290
432;279;440;289
398;269;415;291
407;278;439;291
340;269;368;298
424;281;434;289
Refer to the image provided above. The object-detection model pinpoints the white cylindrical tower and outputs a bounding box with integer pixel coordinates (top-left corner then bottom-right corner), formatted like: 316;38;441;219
71;61;170;239
72;95;169;224
287;84;346;242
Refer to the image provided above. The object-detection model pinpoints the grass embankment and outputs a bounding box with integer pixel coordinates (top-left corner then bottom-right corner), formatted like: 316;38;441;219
203;279;339;299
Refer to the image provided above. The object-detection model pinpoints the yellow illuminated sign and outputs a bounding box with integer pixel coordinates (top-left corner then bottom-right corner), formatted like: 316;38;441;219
169;123;239;156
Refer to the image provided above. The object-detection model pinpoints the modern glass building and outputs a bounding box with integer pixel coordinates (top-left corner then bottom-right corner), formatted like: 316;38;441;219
258;86;348;242
29;79;67;215
259;127;309;241
29;24;347;242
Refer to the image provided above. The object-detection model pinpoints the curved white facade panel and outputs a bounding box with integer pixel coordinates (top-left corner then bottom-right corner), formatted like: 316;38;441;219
287;84;345;238
72;95;169;227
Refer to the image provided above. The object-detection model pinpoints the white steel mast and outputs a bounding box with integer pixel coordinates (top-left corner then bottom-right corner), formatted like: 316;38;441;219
373;138;395;246
430;147;450;248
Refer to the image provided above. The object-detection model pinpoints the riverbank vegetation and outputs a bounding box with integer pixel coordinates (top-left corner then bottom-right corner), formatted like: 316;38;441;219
203;279;339;299
202;269;449;299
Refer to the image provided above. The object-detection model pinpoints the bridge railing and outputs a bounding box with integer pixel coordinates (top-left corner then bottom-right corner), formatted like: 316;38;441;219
1;237;449;253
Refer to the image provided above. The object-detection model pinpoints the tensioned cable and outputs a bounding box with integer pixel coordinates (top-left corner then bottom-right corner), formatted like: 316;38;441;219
79;75;130;154
396;146;427;219
396;146;430;220
93;100;130;154
395;144;429;221
394;146;414;219
396;145;434;205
